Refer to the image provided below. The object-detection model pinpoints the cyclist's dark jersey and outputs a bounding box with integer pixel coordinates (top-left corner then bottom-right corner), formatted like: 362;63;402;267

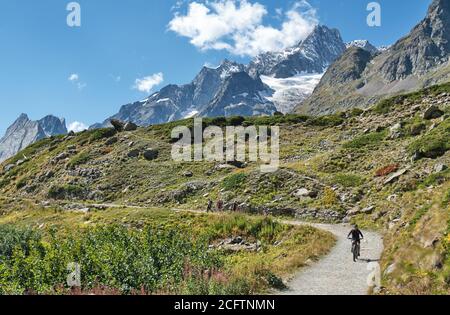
348;229;364;241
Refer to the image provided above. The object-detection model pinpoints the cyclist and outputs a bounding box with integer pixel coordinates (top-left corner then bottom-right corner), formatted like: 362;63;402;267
348;225;364;262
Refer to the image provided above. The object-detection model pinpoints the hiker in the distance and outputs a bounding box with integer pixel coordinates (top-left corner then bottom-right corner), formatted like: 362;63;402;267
216;199;224;212
206;199;213;213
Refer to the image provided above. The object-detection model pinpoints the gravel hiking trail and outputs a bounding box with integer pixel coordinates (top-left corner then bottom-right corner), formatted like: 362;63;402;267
279;221;383;295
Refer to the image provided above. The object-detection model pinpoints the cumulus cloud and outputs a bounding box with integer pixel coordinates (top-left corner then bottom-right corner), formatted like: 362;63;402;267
68;73;87;90
134;73;164;93
68;73;79;82
68;121;88;133
168;0;318;57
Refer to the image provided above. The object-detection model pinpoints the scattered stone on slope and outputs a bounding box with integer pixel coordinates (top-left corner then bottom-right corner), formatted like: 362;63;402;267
105;137;118;146
423;105;444;120
434;163;448;173
143;149;159;161
127;149;140;158
384;168;408;185
123;122;138;131
110;119;125;132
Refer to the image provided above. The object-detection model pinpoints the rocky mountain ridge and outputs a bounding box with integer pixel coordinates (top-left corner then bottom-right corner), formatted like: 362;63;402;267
0;114;67;162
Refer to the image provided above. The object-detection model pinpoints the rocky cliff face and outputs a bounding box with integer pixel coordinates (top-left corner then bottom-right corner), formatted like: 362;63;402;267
296;0;450;116
0;114;67;162
200;72;276;117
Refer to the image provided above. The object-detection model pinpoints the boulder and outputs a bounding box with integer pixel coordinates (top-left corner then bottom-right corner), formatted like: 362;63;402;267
423;105;444;120
4;164;15;172
105;137;118;146
124;122;138;131
127;149;140;158
183;171;193;177
409;123;426;136
384;168;408;185
110;119;125;132
389;123;403;139
293;188;317;199
434;164;448;173
143;149;159;161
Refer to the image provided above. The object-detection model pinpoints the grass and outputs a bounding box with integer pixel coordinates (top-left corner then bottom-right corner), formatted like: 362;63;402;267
408;118;450;159
67;152;91;169
221;173;248;191
343;130;387;150
373;82;450;114
332;173;365;188
89;128;117;142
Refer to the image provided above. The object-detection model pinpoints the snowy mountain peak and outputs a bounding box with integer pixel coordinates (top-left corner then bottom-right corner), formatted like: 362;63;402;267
247;25;346;79
346;40;379;54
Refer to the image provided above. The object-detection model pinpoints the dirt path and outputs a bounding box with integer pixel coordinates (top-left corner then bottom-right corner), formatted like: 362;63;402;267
279;221;383;295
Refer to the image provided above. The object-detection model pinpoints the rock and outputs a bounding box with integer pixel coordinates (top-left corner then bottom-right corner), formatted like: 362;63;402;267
53;152;69;163
4;164;15;172
361;206;375;214
227;160;245;168
128;141;135;147
110;119;125;132
409;123;426;136
293;188;317;199
230;236;243;244
434;164;448;173
423;105;444;120
389;123;403;139
143;149;159;161
127;149;140;158
183;171;193;177
105;137;118;146
294;188;310;198
384;168;408;185
15;159;26;166
123;122;138;131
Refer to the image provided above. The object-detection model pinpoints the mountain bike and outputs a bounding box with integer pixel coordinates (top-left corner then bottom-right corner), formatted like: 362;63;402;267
349;238;362;262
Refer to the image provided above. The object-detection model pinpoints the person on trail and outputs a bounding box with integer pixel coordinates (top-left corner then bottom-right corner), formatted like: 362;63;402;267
216;199;224;212
348;225;364;262
207;200;213;213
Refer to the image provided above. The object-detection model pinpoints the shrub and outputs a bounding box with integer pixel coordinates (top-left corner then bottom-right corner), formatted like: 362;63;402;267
333;173;364;187
48;185;85;200
227;116;246;126
16;178;28;189
89;128;116;142
0;225;41;260
221;173;247;191
408;119;450;159
322;187;339;206
307;114;345;127
67;152;91;169
343;131;387;149
0;225;221;295
376;164;399;177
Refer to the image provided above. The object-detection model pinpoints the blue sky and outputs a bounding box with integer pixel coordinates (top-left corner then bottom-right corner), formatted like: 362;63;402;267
0;0;432;135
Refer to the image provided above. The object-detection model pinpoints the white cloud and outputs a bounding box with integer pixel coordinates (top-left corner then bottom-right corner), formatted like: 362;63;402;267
134;73;164;93
68;73;79;82
68;121;88;133
68;73;87;90
168;0;318;57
